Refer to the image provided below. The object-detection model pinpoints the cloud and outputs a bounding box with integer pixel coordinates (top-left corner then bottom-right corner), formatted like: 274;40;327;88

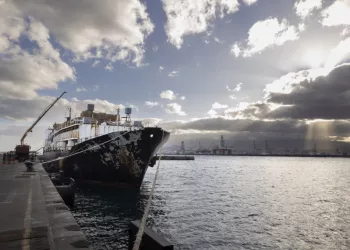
321;0;350;26
145;101;159;107
0;2;26;53
136;118;163;127
76;86;87;92
168;70;179;77
265;64;350;120
159;116;350;144
212;102;229;109
164;103;187;116
92;60;100;67
162;0;239;49
242;0;258;6
227;83;243;99
231;43;241;57
0;16;75;100
159;66;164;72
72;98;125;114
207;109;218;116
341;28;350;36
160;90;177;100
298;23;306;32
180;96;186;100
234;18;299;57
152;45;159;52
324;37;350;69
0;96;130;151
214;37;224;44
10;0;154;66
225;102;271;119
127;104;139;112
294;0;322;19
0;96;125;122
105;63;113;71
222;62;350;121
227;82;243;92
0;97;68;121
162;117;307;134
93;85;100;91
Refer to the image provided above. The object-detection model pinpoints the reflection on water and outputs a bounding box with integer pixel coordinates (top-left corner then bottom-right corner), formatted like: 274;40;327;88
72;156;350;250
71;182;157;250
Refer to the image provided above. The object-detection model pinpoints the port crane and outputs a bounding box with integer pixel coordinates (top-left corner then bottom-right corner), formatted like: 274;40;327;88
15;91;67;161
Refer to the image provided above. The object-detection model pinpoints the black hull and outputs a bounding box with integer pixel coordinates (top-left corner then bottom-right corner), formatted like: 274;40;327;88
43;127;170;188
42;151;69;161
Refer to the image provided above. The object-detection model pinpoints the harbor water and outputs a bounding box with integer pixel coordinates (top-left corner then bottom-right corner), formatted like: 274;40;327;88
71;156;350;249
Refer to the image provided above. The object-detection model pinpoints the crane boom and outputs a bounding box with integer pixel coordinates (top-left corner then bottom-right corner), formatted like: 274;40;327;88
20;91;67;145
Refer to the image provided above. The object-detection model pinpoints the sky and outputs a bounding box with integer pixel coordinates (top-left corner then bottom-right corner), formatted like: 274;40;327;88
1;0;350;151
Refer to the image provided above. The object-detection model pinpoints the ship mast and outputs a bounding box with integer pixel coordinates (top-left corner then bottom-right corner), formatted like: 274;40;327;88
116;107;121;126
65;106;72;121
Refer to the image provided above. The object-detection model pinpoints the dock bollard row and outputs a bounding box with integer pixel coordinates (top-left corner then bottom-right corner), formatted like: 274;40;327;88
1;153;18;164
1;157;17;164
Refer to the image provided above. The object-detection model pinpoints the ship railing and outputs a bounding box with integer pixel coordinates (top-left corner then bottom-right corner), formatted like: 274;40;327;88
75;126;142;143
44;146;73;152
48;120;82;137
46;126;144;148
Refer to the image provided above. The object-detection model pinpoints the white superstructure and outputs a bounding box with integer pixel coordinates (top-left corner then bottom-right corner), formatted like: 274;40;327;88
44;105;143;152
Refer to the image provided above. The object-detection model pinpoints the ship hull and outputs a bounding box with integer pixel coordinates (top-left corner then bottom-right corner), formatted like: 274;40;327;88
43;127;169;188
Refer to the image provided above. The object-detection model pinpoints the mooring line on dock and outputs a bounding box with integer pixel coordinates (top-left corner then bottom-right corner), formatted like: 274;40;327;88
132;131;164;250
22;180;33;250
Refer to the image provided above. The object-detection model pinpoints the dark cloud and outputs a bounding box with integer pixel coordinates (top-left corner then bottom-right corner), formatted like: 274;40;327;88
267;64;350;119
163;118;301;134
162;118;350;137
227;102;271;119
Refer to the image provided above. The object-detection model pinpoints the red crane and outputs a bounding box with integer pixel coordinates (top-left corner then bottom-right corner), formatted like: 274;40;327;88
15;91;67;161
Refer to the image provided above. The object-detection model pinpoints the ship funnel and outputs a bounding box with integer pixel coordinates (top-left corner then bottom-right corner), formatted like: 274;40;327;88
125;107;132;115
87;104;95;118
87;104;95;112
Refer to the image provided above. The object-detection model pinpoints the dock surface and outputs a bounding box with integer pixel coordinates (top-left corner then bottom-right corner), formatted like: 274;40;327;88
0;161;90;249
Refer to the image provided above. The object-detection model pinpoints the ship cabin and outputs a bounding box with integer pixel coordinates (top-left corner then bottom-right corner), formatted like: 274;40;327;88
44;104;143;152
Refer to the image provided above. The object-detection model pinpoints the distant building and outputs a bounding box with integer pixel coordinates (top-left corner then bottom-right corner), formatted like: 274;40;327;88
212;148;232;155
211;135;233;155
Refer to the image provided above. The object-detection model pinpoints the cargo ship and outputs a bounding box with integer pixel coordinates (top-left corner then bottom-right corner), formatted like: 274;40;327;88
43;104;170;188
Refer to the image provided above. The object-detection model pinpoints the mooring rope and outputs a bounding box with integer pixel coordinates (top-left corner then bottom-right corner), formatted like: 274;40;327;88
41;131;130;165
132;130;164;250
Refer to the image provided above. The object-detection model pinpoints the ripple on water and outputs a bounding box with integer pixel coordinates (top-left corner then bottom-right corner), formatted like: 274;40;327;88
71;156;350;249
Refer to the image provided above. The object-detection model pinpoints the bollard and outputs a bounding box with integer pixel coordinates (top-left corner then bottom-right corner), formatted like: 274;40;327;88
128;220;173;250
24;161;34;171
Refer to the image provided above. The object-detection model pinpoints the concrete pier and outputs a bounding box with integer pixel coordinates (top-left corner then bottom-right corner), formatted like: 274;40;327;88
0;160;90;249
154;155;195;160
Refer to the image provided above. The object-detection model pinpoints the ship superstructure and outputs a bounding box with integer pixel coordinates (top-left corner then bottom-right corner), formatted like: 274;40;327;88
43;104;170;188
44;105;142;153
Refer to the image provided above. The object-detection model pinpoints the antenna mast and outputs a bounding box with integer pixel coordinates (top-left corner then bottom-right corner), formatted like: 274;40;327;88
116;107;121;126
